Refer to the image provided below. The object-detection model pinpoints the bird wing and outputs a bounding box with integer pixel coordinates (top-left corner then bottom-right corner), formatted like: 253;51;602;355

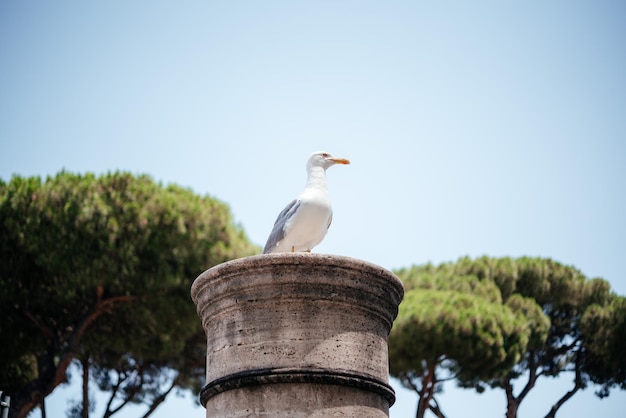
263;199;301;253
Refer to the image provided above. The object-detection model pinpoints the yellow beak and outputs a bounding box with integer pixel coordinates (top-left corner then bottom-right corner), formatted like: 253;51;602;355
330;157;350;165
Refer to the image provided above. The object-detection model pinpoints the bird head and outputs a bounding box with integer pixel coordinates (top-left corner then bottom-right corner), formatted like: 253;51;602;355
307;151;350;171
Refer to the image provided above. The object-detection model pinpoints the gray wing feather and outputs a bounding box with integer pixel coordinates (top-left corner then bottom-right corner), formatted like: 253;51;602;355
263;199;301;253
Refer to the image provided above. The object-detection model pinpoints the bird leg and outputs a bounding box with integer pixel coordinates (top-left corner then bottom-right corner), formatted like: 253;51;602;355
291;246;295;252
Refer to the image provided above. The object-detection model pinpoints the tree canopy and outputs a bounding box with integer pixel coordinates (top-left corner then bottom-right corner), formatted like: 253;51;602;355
389;256;626;418
0;172;258;418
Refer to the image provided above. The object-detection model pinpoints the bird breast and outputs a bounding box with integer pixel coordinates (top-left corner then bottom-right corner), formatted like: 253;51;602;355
284;197;332;250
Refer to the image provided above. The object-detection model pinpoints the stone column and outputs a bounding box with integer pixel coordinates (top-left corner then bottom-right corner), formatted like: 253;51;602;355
191;253;404;418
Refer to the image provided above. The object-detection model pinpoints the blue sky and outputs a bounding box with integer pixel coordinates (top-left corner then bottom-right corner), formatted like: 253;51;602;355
1;1;625;417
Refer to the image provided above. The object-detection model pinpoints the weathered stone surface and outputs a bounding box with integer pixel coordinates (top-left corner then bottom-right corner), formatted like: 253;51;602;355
207;383;390;417
191;253;404;417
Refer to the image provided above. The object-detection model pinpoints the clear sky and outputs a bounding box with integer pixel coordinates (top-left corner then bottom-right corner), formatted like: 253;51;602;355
1;1;625;417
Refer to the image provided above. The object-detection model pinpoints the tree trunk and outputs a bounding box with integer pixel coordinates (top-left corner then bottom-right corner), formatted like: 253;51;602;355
10;348;73;418
82;358;90;418
505;400;519;418
416;391;429;418
416;364;436;418
503;355;539;418
10;295;135;418
503;377;519;418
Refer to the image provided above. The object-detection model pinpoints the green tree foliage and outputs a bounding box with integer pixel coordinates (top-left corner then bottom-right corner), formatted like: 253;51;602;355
0;172;258;418
390;260;548;418
389;256;626;418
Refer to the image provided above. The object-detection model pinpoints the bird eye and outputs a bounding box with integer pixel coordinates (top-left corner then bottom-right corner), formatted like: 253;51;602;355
322;153;329;157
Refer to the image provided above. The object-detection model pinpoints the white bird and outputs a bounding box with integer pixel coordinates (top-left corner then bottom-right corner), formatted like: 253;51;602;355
263;151;350;254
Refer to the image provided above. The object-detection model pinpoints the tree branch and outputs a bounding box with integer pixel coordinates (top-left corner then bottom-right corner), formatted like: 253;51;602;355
54;295;139;392
139;374;179;418
102;371;127;418
516;352;539;402
14;292;140;418
102;370;143;418
549;338;580;358
22;311;54;341
543;358;584;418
502;352;540;418
401;372;422;396
536;339;581;379
428;396;446;418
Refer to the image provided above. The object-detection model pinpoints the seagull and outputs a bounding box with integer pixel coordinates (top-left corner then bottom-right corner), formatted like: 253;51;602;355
263;151;350;254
